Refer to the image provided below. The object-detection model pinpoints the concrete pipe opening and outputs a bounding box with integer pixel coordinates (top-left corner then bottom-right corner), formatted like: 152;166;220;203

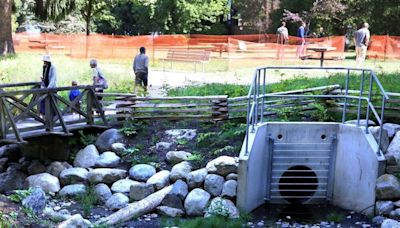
278;165;318;204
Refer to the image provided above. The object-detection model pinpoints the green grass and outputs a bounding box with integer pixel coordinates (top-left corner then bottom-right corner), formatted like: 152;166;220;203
161;214;252;228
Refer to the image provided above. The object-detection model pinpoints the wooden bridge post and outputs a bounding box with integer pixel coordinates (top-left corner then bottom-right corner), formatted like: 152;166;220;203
45;93;54;132
0;99;6;139
86;89;94;125
212;96;229;121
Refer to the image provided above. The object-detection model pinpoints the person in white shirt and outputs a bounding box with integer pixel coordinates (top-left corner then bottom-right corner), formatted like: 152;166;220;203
276;21;289;59
90;59;108;101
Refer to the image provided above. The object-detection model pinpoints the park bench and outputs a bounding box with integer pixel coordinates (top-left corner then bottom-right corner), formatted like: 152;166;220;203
301;46;343;67
161;49;211;72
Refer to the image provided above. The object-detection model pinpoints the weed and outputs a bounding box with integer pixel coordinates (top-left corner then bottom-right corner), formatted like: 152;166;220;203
131;155;158;166
0;211;16;228
76;186;97;217
309;103;334;122
326;212;345;223
176;138;189;145
8;188;33;203
121;145;143;158
78;131;97;147
205;198;230;217
212;146;236;156
186;153;202;162
161;216;244;228
197;132;218;146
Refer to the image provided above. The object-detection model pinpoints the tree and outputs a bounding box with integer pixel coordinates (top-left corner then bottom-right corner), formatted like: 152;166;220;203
79;0;107;36
0;0;15;56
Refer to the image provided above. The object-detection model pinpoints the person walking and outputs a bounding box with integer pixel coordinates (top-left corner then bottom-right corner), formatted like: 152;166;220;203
276;21;289;60
133;47;149;95
354;22;370;67
40;55;57;116
90;59;108;101
296;21;306;59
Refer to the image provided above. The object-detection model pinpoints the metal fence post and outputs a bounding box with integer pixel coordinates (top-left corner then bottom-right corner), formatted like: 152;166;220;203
341;69;350;123
356;70;365;127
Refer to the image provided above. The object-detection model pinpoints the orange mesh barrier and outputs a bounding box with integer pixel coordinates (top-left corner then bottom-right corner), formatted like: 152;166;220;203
368;35;400;60
13;32;347;61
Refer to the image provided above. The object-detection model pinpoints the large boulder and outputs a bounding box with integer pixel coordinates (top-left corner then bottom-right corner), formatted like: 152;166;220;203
383;123;400;138
111;179;140;194
59;168;88;185
27;160;46;175
0;144;21;162
389;208;400;220
73;145;99;168
166;151;192;164
0;158;8;173
129;164;156;182
165;129;197;141
157;206;185;218
206;156;238;176
375;201;394;216
204;197;240;219
95;152;121;168
376;174;400;200
43;207;71;222
381;219;400;228
221;180;237;199
87;168;127;185
186;168;208;189
204;174;225;197
368;126;390;153
170;161;192;182
129;182;155;201
156;142;173;152
59;184;87;198
106;193;129;211
46;161;72;177
22;188;46;214
386;131;400;165
345;119;376;127
226;173;238;181
111;143;126;155
95;128;124;152
56;214;92;228
94;183;112;204
147;170;170;190
25;173;60;193
184;188;211;216
0;169;27;193
161;180;188;210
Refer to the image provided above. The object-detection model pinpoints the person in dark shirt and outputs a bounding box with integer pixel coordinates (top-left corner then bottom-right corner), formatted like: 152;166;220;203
296;21;306;58
69;81;81;114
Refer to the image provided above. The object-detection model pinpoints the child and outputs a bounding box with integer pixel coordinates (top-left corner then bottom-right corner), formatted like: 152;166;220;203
69;81;81;114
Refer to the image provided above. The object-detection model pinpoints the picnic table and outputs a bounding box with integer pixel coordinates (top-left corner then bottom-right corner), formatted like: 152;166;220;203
306;46;337;67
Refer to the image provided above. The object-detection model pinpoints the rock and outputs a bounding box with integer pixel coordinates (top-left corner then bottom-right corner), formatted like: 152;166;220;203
111;179;140;194
0;169;27;193
184;188;211;216
204;174;225;197
129;182;155;201
59;184;87;197
375;201;394;215
147;170;170;190
381;219;400;228
170;161;192;182
387;131;400;165
205;197;239;219
106;193;129;211
226;173;238;180
161;180;188;210
73;145;99;168
59;168;88;185
25;173;60;193
165;129;197;141
129;164;156;182
56;214;92;228
95;128;124;152
27;160;46;175
87;168;127;185
95;152;121;168
157;206;185;217
389;208;400;220
43;207;71;222
394;200;400;207
186;168;207;189
386;165;400;174
0;157;8;173
94;183;112;204
383;123;400;138
345;119;376;126
166;151;192;164
221;180;237;198
46;161;72;177
368;126;390;153
372;215;386;225
156;142;173;151
0;144;21;161
22;188;46;214
111;143;126;155
206;156;238;176
376;174;400;200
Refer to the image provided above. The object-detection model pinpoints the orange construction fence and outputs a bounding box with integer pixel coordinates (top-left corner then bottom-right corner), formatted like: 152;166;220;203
368;35;400;60
13;32;346;61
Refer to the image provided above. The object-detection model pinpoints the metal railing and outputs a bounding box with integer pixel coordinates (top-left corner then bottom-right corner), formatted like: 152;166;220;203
244;66;389;156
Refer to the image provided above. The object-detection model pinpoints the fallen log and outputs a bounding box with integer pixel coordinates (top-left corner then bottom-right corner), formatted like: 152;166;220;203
96;185;172;226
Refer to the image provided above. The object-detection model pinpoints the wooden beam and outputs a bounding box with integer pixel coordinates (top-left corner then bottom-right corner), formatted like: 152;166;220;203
0;98;23;142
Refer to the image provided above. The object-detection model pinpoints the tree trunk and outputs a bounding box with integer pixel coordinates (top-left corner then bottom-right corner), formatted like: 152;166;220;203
86;17;90;36
0;0;15;56
96;185;172;226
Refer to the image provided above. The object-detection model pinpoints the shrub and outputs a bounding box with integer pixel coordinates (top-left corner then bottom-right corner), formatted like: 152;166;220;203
8;188;33;203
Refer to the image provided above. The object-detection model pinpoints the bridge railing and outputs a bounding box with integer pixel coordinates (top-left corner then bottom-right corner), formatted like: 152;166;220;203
0;83;107;143
244;67;390;156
